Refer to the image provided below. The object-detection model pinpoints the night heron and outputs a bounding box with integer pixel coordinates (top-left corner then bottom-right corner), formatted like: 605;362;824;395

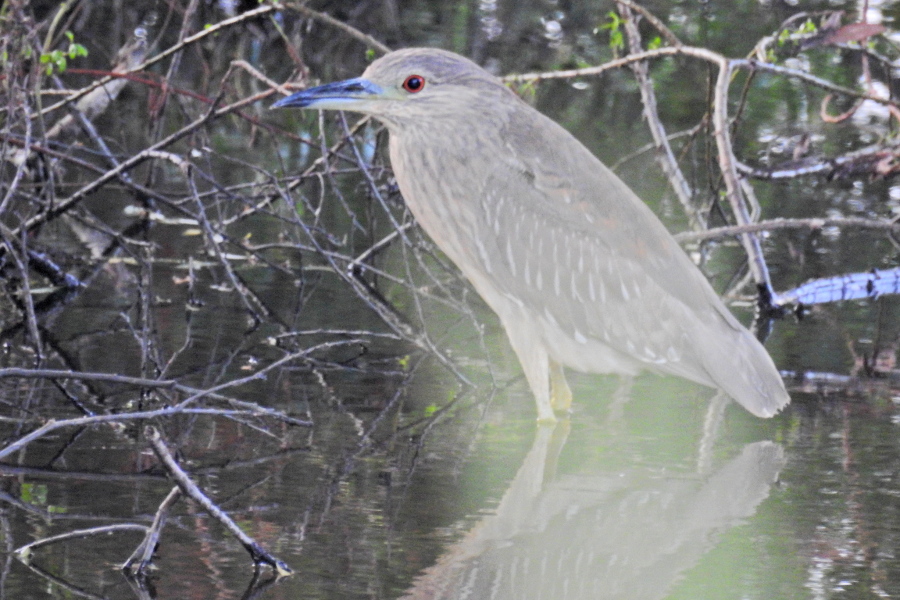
273;48;790;422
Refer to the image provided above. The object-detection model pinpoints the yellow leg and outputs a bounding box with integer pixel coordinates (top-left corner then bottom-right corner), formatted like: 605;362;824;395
549;360;573;414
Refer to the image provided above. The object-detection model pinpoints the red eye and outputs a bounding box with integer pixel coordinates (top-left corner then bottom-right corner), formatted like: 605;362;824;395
402;75;425;93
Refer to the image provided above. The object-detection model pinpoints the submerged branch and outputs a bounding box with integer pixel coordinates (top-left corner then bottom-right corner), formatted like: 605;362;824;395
146;427;293;576
123;486;182;575
15;525;150;565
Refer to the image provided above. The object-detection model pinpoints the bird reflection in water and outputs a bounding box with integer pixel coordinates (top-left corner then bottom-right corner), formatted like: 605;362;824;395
398;421;785;600
273;48;790;421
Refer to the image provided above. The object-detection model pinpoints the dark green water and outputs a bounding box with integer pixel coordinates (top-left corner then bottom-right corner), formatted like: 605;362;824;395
3;1;900;598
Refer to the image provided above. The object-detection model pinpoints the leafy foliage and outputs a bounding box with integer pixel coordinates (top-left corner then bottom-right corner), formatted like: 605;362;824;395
39;30;87;75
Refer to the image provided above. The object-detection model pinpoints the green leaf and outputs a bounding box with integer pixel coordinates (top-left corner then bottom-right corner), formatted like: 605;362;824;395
799;19;817;35
777;28;791;45
610;30;624;52
21;482;49;505
599;12;625;54
69;43;88;58
599;11;623;31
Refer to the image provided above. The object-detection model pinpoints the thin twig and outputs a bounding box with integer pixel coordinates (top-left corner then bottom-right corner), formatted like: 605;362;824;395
15;524;149;564
615;0;682;46
123;486;182;575
674;216;900;242
145;427;292;576
283;1;391;55
505;47;900;110
37;4;279;119
618;2;702;229
0;407;305;462
710;58;774;296
7;93;266;243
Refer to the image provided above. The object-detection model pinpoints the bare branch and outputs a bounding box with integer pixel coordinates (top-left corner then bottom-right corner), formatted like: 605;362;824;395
146;427;292;576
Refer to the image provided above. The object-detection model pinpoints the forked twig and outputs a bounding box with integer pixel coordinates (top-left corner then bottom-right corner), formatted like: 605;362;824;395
123;486;182;575
146;427;293;576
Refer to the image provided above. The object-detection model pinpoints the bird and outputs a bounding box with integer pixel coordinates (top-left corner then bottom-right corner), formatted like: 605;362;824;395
272;48;790;422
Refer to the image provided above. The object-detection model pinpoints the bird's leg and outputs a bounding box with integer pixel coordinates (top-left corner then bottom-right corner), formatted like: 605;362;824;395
521;365;557;421
504;325;556;422
530;361;557;423
549;360;573;414
541;418;571;481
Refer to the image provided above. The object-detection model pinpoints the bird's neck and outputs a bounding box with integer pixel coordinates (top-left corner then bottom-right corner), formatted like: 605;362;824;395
388;125;491;268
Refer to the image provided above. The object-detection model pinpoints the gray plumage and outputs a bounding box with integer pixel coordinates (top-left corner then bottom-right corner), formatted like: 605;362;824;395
273;48;790;421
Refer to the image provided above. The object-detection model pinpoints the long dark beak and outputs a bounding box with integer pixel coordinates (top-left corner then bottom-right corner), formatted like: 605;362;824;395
271;78;385;110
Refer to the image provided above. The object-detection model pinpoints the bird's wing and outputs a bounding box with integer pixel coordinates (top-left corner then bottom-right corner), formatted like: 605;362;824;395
389;94;787;415
474;106;752;382
509;108;734;318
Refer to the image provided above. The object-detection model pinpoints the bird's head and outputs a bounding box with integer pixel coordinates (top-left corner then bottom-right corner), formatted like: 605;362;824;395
272;48;511;130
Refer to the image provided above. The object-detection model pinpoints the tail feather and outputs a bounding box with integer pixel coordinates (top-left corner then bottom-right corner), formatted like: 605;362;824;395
702;326;789;418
